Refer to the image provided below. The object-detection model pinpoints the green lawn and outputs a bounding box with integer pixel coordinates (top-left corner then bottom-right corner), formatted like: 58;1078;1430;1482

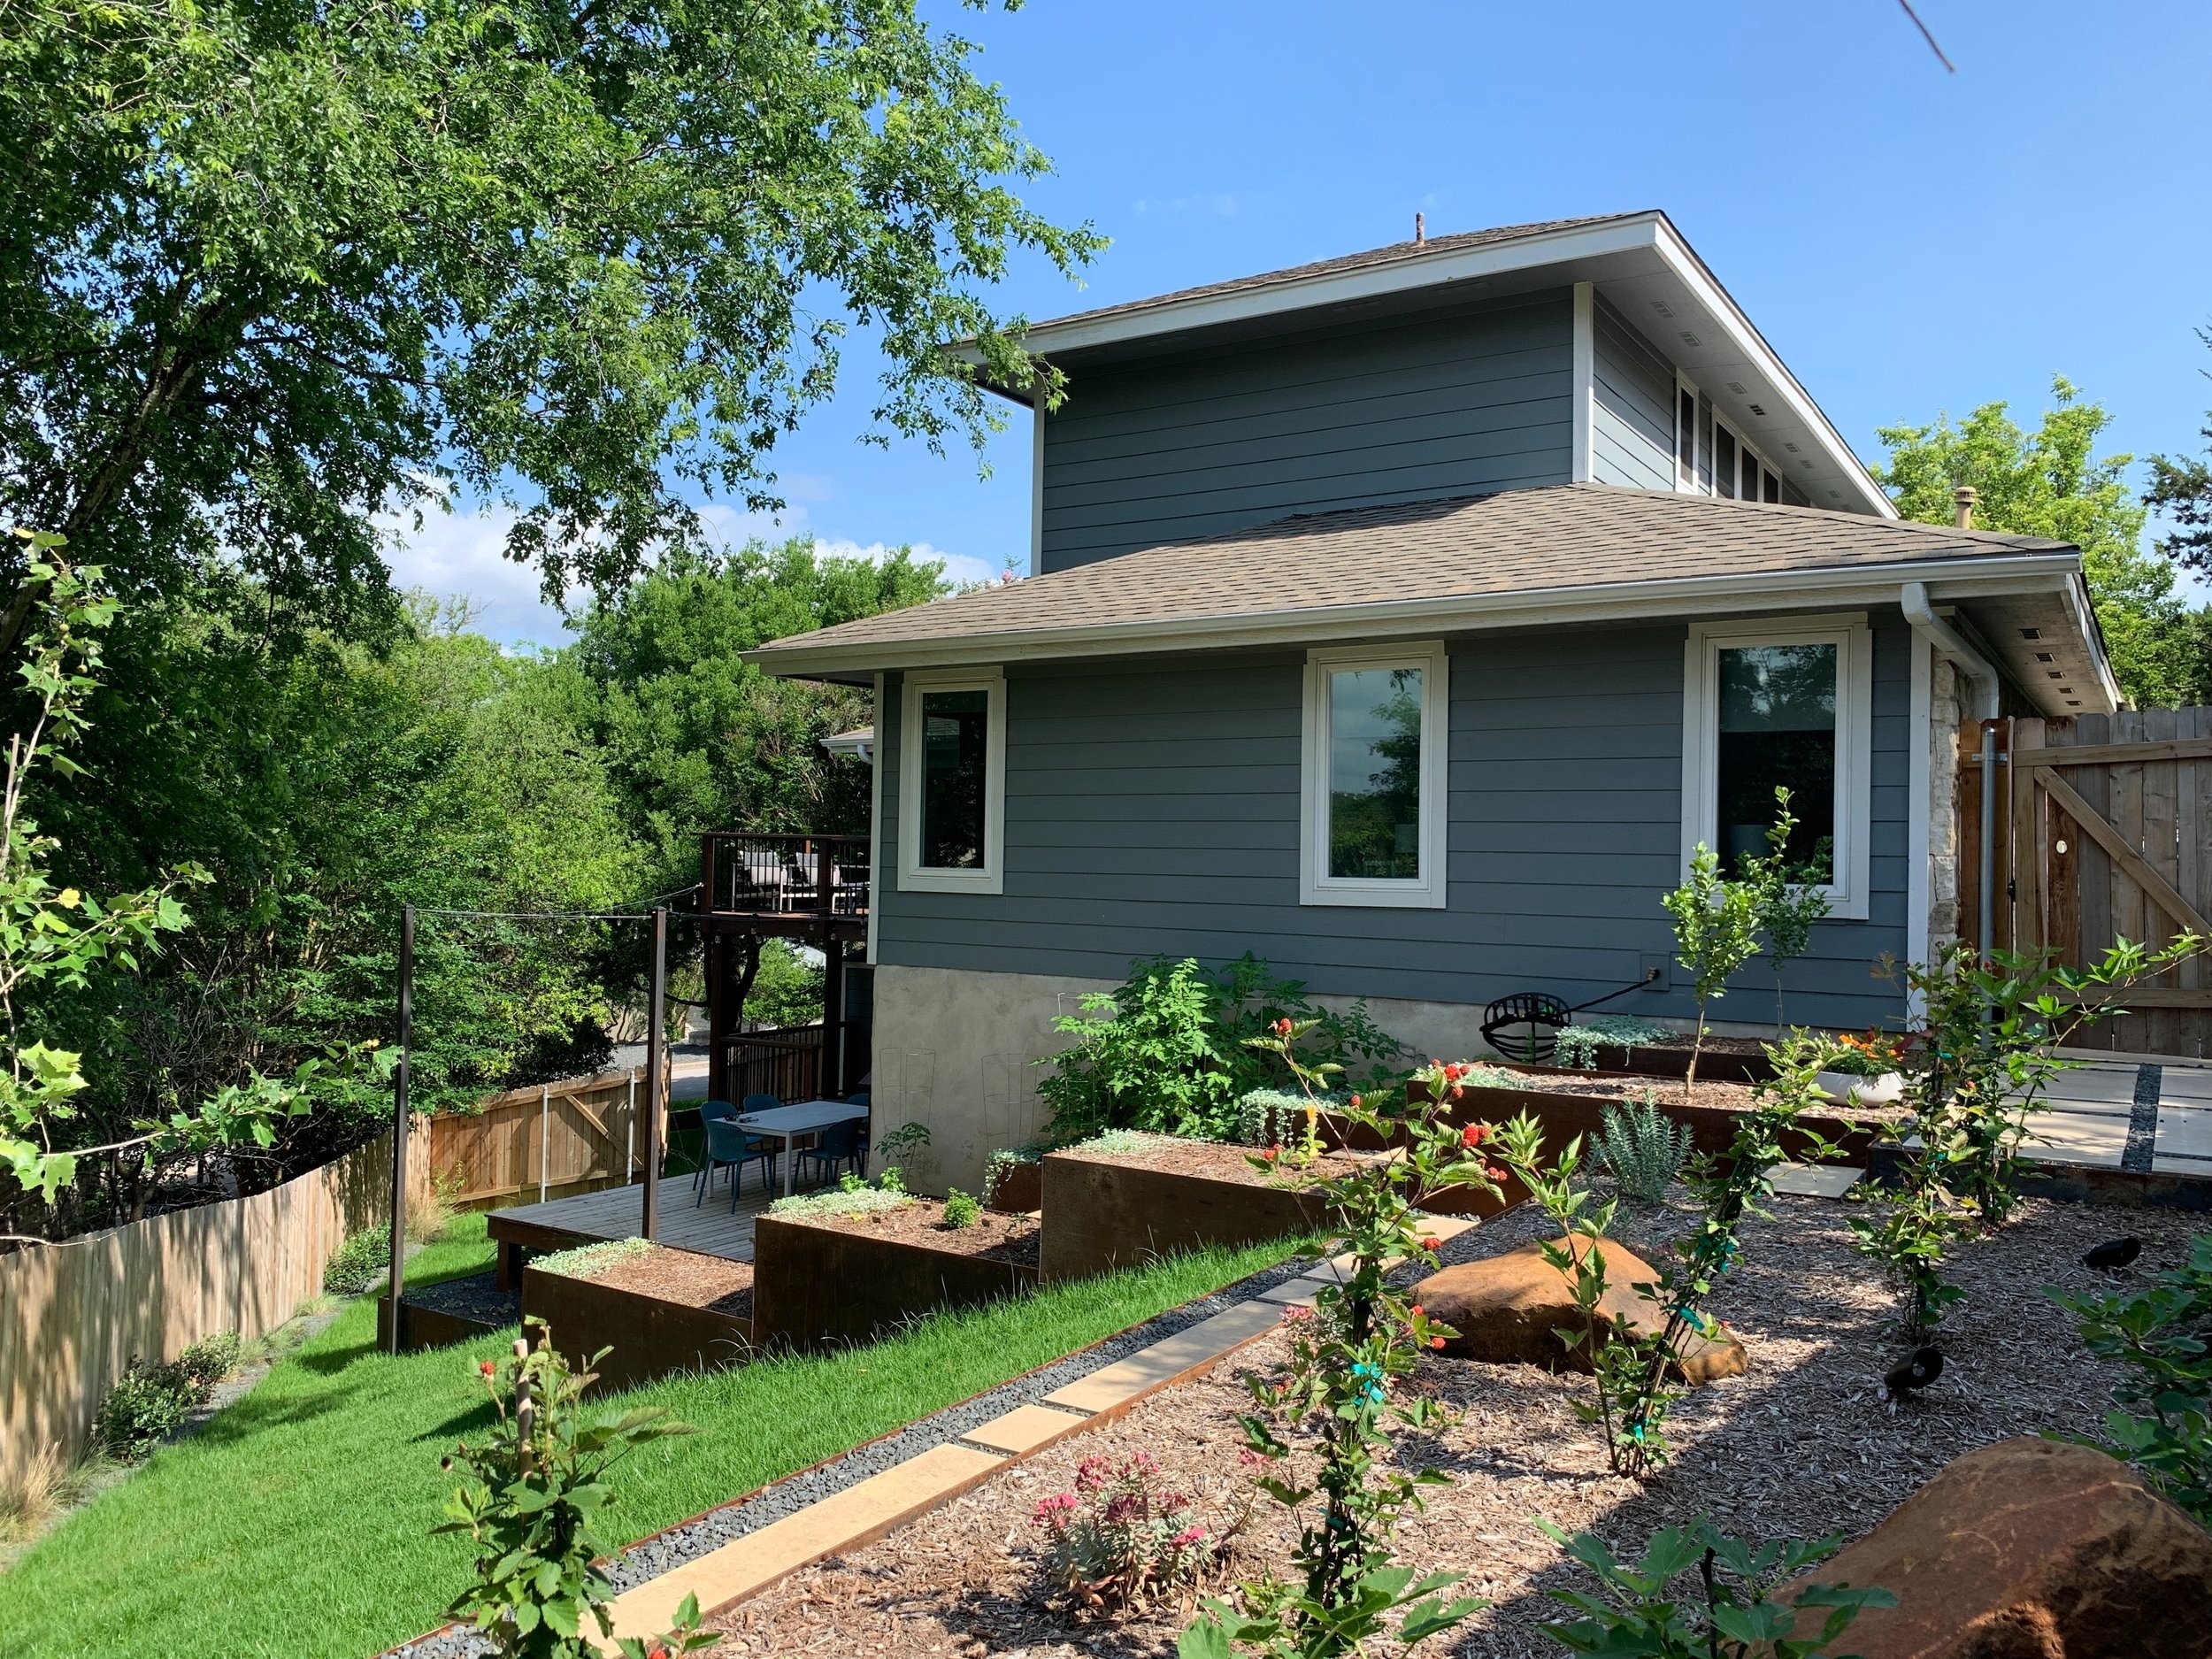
0;1213;1296;1659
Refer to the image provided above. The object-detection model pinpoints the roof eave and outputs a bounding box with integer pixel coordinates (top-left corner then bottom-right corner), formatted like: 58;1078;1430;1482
749;551;2084;681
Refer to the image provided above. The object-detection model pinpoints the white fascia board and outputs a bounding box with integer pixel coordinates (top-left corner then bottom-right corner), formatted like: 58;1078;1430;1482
749;553;2084;679
971;214;1670;369
2062;572;2125;710
1650;221;1893;519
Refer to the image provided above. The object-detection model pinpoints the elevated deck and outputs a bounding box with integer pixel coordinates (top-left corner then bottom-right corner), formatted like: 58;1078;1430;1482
700;831;866;943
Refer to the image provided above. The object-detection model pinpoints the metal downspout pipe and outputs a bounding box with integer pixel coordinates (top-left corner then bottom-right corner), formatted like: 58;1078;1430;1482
1901;580;2001;964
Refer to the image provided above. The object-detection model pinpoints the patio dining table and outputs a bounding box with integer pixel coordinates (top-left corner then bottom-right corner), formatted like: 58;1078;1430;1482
734;1098;871;1198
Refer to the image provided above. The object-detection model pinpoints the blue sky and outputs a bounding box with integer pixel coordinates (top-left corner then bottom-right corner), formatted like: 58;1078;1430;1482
396;1;2212;643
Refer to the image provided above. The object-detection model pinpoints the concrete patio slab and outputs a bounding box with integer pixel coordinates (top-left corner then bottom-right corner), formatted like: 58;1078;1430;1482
2161;1069;2212;1103
2028;1111;2131;1168
1770;1163;1863;1198
1041;1299;1281;1416
2154;1106;2212;1159
602;1442;1005;1642
1256;1277;1325;1307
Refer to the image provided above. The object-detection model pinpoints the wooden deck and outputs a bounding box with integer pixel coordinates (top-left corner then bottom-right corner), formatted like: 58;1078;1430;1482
485;1171;779;1284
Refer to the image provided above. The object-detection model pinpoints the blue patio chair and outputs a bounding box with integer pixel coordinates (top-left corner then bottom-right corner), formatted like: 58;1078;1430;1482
740;1092;781;1114
693;1100;739;1198
697;1118;776;1209
796;1118;864;1188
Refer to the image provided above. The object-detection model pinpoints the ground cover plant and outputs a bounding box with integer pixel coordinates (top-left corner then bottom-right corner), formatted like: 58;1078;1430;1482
0;1216;1302;1659
88;1331;242;1459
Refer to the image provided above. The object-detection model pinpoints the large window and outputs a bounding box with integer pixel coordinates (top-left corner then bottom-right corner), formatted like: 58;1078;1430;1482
1674;376;1785;503
897;669;1005;894
1681;617;1870;918
1301;642;1448;908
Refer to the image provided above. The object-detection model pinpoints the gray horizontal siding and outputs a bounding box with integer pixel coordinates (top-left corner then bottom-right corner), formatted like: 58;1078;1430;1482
1040;292;1574;571
876;615;1916;1031
1590;294;1676;491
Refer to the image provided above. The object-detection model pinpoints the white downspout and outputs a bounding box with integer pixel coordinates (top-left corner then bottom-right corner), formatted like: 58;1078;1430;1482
1901;579;2001;964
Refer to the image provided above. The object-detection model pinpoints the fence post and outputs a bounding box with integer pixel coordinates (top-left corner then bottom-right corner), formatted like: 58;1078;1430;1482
385;903;414;1356
539;1085;550;1205
642;908;667;1240
626;1071;637;1185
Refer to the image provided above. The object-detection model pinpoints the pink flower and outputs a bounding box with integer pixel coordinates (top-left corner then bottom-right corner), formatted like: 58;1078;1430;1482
1170;1524;1209;1549
1103;1492;1146;1526
1238;1448;1271;1470
1348;1094;1363;1109
1274;1018;1294;1037
1280;1304;1315;1325
1032;1492;1079;1526
1074;1455;1112;1493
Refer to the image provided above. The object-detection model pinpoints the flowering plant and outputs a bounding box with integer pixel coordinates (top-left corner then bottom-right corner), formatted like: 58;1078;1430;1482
1812;1030;1901;1079
1182;1040;1494;1656
1033;1451;1240;1616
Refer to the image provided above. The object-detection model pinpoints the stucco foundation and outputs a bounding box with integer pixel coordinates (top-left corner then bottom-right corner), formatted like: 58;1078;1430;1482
868;964;1786;1194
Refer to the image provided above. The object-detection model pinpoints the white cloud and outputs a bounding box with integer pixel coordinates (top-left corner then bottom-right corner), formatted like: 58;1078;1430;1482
380;501;1002;649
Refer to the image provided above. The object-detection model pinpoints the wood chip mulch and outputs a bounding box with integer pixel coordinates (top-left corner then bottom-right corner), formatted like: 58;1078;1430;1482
794;1199;1043;1270
707;1195;2200;1657
1064;1138;1373;1187
590;1246;754;1319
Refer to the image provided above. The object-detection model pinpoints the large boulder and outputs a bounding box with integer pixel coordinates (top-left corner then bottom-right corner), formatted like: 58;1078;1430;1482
1409;1234;1746;1385
1786;1437;2212;1658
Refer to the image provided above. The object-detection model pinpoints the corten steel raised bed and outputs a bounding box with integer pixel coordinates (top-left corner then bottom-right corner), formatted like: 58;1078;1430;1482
1035;1146;1525;1285
375;1294;503;1353
521;1252;753;1393
750;1212;1039;1353
985;1159;1042;1214
1517;1045;1777;1085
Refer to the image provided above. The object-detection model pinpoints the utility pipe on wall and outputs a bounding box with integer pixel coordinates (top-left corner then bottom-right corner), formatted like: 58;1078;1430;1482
1901;580;2001;963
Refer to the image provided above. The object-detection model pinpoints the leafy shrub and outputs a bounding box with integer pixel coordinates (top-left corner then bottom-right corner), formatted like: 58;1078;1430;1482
93;1361;196;1459
1535;1517;1894;1656
1594;1095;1694;1205
325;1225;392;1295
1038;954;1403;1143
438;1322;711;1657
874;1119;931;1168
941;1188;980;1229
2048;1233;2212;1521
1037;1451;1225;1617
177;1331;242;1392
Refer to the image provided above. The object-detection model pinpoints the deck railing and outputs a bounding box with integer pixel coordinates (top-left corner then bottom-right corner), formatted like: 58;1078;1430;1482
716;1020;865;1105
701;832;868;919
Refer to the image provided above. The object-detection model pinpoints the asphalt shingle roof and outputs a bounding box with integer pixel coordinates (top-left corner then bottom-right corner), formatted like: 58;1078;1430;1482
749;484;2074;668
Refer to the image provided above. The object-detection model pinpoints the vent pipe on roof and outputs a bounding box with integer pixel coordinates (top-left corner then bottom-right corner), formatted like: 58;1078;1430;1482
1414;212;1425;245
1953;486;1978;529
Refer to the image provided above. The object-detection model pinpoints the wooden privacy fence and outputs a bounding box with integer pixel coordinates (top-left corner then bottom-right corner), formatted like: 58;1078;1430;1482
1985;709;2212;1056
0;1128;426;1494
427;1063;670;1212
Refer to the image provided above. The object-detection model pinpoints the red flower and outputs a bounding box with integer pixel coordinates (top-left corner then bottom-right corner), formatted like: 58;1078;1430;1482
647;1646;671;1659
1409;1303;1425;1317
1264;1144;1281;1162
479;1360;496;1378
1486;1164;1509;1184
1459;1123;1489;1148
1348;1094;1363;1109
1448;1085;1464;1102
1430;1335;1447;1349
1417;1235;1440;1252
1274;1017;1294;1037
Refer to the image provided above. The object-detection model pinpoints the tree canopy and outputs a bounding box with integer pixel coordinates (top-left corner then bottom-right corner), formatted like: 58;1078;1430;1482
0;0;1094;653
2147;326;2212;576
1876;378;2212;708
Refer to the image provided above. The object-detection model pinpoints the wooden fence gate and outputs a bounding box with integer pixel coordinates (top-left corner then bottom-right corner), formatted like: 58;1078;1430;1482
1982;710;2212;1057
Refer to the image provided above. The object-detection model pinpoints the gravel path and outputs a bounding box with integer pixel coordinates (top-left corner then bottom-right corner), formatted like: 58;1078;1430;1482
706;1195;2202;1658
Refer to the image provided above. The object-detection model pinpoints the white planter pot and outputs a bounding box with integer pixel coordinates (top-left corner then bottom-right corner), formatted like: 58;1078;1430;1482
1815;1070;1904;1108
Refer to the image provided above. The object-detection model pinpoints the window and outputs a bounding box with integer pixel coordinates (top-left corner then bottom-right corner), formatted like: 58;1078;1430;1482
897;668;1006;894
1300;642;1448;907
1676;378;1784;503
1681;616;1871;919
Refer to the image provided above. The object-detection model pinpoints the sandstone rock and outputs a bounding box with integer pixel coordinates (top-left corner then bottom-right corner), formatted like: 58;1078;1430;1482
1410;1234;1746;1385
1786;1436;2212;1658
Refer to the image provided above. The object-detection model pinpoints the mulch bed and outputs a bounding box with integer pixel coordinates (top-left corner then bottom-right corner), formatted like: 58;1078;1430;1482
785;1198;1043;1270
580;1244;757;1320
708;1193;2202;1657
1492;1065;1903;1125
1069;1136;1374;1187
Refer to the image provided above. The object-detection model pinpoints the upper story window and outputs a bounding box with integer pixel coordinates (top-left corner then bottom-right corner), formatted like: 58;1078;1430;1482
1675;376;1784;503
898;668;1006;895
1680;616;1871;919
1300;642;1448;908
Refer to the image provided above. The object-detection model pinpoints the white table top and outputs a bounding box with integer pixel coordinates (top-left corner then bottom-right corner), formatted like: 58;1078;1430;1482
734;1099;869;1136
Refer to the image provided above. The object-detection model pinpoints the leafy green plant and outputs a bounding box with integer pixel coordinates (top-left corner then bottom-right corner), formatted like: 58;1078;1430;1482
1552;1015;1673;1070
983;1142;1045;1204
1660;844;1764;1095
1179;1036;1494;1657
437;1322;714;1658
1854;937;2202;1338
1039;956;1403;1143
1536;1517;1895;1657
770;1184;910;1220
1594;1094;1694;1206
176;1331;242;1393
1237;1087;1344;1149
1034;1450;1233;1617
1741;787;1833;1033
2047;1233;2212;1521
873;1119;930;1170
324;1225;394;1295
941;1188;980;1229
92;1360;196;1459
533;1237;651;1279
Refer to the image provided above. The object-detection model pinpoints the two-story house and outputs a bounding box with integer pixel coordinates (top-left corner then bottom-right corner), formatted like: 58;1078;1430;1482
749;210;2116;1194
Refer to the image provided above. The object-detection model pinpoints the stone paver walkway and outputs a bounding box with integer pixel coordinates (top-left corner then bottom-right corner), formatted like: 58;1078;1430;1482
2034;1057;2212;1177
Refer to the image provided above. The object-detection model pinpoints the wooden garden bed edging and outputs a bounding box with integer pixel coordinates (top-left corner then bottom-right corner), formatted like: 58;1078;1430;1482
522;1250;752;1392
750;1213;1039;1353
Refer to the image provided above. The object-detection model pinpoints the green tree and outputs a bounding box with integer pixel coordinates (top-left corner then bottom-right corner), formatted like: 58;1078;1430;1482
569;538;949;891
0;0;1097;656
2147;326;2212;579
1876;378;2212;708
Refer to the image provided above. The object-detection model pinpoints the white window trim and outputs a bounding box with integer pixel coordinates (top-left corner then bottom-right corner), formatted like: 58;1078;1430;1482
1680;614;1872;921
1300;641;1449;909
897;666;1006;895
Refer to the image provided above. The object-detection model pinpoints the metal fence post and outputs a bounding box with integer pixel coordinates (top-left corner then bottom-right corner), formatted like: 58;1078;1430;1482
385;904;414;1356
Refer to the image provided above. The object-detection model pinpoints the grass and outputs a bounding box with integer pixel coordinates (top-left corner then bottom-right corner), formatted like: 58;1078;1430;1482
0;1210;1301;1659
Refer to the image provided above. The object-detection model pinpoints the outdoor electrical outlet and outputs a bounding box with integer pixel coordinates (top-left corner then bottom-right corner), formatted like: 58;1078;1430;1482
1639;954;1671;991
